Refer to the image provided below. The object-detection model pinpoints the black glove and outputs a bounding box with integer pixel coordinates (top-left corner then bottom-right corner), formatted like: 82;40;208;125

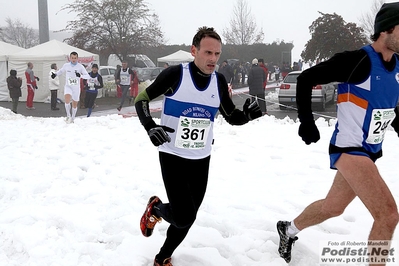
147;126;175;146
75;71;81;77
144;120;175;146
391;107;399;137
35;77;40;81
298;114;320;145
51;73;56;79
35;86;38;90
243;98;262;120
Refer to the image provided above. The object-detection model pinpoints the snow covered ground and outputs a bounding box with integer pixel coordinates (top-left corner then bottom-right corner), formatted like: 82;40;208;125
0;97;397;265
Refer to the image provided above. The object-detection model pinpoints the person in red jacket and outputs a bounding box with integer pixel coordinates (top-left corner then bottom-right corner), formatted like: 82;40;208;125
129;68;139;104
258;59;268;89
25;62;39;110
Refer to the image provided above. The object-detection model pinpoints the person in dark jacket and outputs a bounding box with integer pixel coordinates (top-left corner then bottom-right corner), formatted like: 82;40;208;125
6;69;22;114
83;64;103;117
247;58;267;114
218;60;234;84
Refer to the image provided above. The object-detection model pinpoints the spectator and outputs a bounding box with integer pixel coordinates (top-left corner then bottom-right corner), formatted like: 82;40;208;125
218;60;234;84
247;58;267;114
25;62;39;110
298;59;303;71
79;64;87;109
281;62;291;79
233;62;240;86
129;69;139;105
268;64;274;81
239;62;246;85
258;58;269;89
6;69;22;114
274;65;280;81
49;63;60;111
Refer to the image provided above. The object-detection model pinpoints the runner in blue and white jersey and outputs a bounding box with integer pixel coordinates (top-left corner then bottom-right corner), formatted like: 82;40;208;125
135;27;262;266
277;3;399;264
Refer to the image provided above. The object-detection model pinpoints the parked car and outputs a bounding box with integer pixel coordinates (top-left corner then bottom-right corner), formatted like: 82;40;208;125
107;54;156;68
278;70;336;111
136;67;164;82
99;66;117;97
99;66;117;83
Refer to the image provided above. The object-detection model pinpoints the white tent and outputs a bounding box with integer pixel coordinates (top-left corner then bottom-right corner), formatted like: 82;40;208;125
157;50;194;66
0;42;25;101
7;40;99;102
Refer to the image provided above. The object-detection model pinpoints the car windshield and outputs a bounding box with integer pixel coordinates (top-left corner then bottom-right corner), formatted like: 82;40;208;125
100;69;108;76
137;69;153;75
284;73;300;83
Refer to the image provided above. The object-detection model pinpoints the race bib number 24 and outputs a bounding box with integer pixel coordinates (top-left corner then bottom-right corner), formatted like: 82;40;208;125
366;108;395;144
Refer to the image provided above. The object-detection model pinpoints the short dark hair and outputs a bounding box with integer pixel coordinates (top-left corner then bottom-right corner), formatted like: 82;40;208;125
192;26;221;49
70;51;78;57
370;27;394;41
51;63;57;70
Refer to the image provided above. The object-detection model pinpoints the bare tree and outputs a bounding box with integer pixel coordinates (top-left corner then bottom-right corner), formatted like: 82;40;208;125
222;0;264;45
359;0;385;42
60;0;164;63
0;17;39;48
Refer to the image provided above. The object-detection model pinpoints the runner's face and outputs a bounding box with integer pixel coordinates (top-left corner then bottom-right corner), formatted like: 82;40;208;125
386;25;399;53
70;55;78;64
192;36;221;75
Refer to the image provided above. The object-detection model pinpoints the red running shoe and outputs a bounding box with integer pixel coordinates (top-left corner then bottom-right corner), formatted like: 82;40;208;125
140;196;162;237
153;257;172;266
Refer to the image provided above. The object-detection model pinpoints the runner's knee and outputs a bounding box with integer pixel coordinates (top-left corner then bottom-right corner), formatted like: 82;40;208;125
375;210;399;231
173;213;196;229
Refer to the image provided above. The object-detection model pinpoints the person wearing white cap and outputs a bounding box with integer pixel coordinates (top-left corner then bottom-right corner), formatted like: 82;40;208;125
277;2;399;264
247;58;267;114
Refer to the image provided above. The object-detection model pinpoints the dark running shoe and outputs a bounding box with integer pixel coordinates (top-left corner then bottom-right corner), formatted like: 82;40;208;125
277;221;298;263
140;196;162;237
117;106;122;111
153;257;172;266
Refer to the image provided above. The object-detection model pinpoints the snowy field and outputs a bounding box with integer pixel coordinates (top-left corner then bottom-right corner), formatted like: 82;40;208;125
0;101;398;265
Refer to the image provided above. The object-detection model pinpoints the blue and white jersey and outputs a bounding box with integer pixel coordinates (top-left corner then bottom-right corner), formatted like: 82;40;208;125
86;74;99;91
158;63;220;159
331;45;399;154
